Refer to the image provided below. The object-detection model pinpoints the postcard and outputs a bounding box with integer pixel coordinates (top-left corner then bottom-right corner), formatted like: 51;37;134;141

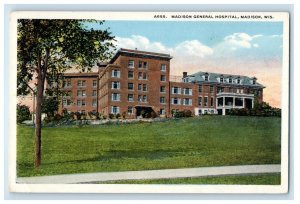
9;11;289;193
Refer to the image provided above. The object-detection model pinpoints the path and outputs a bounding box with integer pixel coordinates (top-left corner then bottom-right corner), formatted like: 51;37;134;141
16;164;281;184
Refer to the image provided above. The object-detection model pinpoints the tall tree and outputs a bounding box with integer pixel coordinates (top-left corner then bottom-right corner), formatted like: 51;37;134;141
17;19;115;168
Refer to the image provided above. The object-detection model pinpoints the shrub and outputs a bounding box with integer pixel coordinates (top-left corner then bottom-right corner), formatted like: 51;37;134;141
122;111;127;119
150;111;157;118
17;104;31;123
108;113;114;119
54;113;63;121
103;115;107;120
116;113;121;119
183;109;192;117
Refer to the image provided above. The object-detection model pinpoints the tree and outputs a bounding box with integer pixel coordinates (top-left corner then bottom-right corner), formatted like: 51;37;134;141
17;19;115;168
41;97;59;117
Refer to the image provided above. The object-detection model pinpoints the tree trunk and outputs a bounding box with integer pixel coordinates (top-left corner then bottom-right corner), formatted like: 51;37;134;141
35;63;43;168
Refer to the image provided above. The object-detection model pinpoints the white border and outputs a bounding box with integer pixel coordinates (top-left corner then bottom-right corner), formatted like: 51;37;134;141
8;11;289;194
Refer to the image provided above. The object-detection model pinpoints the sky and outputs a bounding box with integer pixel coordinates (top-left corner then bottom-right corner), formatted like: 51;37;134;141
90;21;283;107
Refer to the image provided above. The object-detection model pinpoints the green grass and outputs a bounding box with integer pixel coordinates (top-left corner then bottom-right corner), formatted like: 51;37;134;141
98;174;281;185
17;116;281;178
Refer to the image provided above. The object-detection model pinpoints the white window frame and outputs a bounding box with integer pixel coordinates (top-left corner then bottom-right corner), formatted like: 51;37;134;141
128;60;135;68
172;97;181;105
160;97;166;104
161;75;166;82
161;64;167;72
111;93;121;101
128;94;134;102
112;70;121;78
172;87;181;94
111;81;120;89
128;83;134;90
92;99;97;107
111;106;120;114
93;80;97;87
183;98;192;106
128;71;134;79
183;88;192;95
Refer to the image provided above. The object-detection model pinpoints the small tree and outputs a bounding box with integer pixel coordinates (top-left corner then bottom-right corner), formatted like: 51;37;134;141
41;97;59;117
17;104;31;123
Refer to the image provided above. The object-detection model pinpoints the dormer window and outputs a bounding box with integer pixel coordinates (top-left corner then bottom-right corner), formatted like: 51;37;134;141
204;73;209;81
228;76;232;83
220;76;224;83
237;77;241;84
252;77;257;85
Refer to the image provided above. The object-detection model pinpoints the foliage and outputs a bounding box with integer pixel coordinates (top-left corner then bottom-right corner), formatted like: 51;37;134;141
116;113;121;119
41;97;59;117
227;101;281;117
17;104;31;123
109;113;115;119
173;109;193;118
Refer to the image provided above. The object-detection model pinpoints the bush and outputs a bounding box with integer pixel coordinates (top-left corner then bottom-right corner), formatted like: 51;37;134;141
150;111;157;118
17;104;31;123
122;111;127;119
108;113;114;119
116;113;121;119
103;115;107;120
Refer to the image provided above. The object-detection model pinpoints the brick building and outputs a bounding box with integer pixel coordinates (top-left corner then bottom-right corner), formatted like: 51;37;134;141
60;48;265;117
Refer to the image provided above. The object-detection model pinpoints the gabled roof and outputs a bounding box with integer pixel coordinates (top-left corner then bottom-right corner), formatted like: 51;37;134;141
186;71;265;88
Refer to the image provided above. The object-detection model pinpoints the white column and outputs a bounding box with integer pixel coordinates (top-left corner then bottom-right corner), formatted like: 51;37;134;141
251;98;254;108
243;98;245;108
223;96;225;107
222;108;226;115
233;97;236;108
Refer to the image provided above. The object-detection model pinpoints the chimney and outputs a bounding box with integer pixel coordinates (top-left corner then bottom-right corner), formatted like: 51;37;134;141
183;72;187;78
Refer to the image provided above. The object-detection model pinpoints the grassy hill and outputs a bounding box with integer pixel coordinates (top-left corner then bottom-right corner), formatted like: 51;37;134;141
17;116;281;177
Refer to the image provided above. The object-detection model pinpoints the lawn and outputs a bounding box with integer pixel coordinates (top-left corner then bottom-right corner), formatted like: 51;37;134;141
17;116;281;178
99;173;281;185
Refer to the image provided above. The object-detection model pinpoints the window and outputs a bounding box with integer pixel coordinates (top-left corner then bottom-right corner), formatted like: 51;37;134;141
111;106;120;114
128;106;133;115
172;97;181;105
128;94;134;102
161;64;167;72
138;95;142;102
64;79;72;87
198;85;202;93
198;97;202;106
204;74;209;81
229;77;232;83
128;71;134;79
161;75;166;82
183;98;192;106
128;83;134;90
93;80;97;87
63;99;67;106
138;61;148;69
160;97;166;104
237;78;241;84
204;96;208;107
112;93;120;101
220;77;224;83
92;99;97;107
183;88;192;95
160;109;165;115
172;87;181;94
138;61;143;68
77;100;82;107
143;95;147;102
77;90;86;97
81;100;86;106
211;97;214;107
92;90;97;96
142;84;148;92
112;70;121;78
160;86;166;93
138;72;147;80
138;84;142;91
77;80;86;87
111;81;120;89
210;86;214;93
128;60;135;68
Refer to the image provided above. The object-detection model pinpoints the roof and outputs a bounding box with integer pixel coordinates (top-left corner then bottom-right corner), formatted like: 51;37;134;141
109;48;172;64
63;72;98;77
186;71;265;88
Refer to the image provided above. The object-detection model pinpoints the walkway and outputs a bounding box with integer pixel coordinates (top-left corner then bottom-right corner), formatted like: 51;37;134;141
16;164;281;184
